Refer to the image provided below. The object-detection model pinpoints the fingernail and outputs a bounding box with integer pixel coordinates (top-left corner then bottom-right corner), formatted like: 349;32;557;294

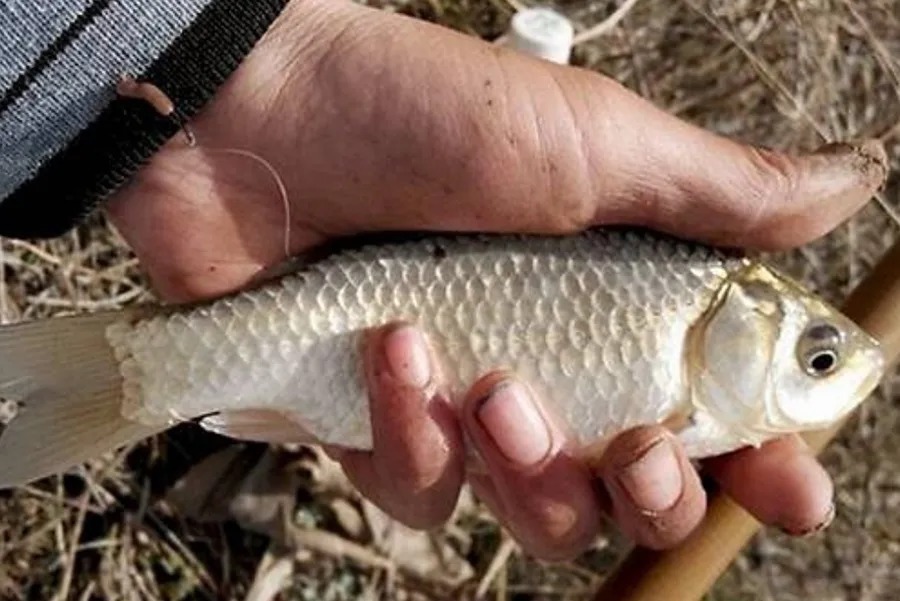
811;140;888;184
781;502;836;538
616;436;683;512
476;380;552;467
383;325;431;388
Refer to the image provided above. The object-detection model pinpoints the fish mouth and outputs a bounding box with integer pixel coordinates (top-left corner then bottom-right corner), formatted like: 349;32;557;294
818;343;886;427
852;345;887;407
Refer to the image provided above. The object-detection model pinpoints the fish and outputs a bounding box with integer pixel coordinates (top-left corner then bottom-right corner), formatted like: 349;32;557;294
0;228;885;488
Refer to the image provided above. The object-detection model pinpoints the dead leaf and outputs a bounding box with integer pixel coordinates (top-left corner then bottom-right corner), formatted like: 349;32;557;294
166;445;263;522
291;527;394;572
329;497;367;540
166;444;300;545
245;547;294;601
362;501;474;586
0;397;18;427
286;445;357;499
229;450;299;543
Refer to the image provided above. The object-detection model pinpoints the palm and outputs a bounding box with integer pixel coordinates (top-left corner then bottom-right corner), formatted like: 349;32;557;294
108;146;316;302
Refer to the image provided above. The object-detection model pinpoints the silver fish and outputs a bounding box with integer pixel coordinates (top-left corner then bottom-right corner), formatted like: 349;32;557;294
0;229;885;487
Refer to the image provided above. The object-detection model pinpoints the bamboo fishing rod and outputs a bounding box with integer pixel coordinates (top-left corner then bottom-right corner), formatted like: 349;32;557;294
594;240;900;601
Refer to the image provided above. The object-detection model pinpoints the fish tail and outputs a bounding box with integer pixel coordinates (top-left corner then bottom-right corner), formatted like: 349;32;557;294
0;312;166;489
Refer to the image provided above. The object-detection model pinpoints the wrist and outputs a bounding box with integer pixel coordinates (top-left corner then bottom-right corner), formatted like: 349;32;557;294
180;0;367;150
0;0;295;239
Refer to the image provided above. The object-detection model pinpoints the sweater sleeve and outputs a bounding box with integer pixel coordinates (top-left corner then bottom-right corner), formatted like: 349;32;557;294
0;0;289;239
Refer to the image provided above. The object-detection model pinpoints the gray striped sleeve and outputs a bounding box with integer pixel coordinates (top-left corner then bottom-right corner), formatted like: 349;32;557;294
0;0;215;201
0;0;289;239
0;0;94;90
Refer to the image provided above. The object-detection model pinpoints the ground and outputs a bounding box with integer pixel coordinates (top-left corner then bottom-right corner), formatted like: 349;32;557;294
1;1;899;599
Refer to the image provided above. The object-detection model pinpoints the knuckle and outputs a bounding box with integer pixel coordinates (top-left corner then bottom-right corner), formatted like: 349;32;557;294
742;148;803;220
510;500;601;562
383;467;462;530
520;530;596;562
355;475;458;530
339;456;458;530
395;457;448;497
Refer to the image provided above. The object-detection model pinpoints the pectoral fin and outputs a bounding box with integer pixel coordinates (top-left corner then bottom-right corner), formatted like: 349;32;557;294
676;411;767;459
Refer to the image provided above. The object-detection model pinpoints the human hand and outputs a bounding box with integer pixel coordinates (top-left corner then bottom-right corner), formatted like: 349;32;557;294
106;0;887;558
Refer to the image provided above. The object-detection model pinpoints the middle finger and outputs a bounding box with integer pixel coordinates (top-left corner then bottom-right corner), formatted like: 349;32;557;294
462;372;602;561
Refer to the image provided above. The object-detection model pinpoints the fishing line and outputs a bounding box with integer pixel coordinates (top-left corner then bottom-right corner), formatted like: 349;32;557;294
200;147;292;259
116;76;293;259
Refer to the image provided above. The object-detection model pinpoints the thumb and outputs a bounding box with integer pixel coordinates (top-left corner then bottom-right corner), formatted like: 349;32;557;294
554;71;889;248
288;5;890;250
458;50;889;249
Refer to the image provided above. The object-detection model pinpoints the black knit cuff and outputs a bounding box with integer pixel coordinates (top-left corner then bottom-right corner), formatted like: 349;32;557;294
0;0;290;239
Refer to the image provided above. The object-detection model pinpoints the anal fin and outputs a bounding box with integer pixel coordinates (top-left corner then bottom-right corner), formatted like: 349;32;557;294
200;410;319;445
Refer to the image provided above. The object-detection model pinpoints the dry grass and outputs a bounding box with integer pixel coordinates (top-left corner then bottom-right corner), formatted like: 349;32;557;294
2;0;900;599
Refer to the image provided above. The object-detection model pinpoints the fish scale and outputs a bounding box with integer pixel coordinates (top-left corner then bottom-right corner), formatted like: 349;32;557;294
107;229;745;449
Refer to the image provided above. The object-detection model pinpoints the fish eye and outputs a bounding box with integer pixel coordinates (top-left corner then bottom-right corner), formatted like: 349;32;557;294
797;322;844;377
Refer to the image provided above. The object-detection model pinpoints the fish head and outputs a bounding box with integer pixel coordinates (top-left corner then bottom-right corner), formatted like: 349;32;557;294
691;264;884;437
